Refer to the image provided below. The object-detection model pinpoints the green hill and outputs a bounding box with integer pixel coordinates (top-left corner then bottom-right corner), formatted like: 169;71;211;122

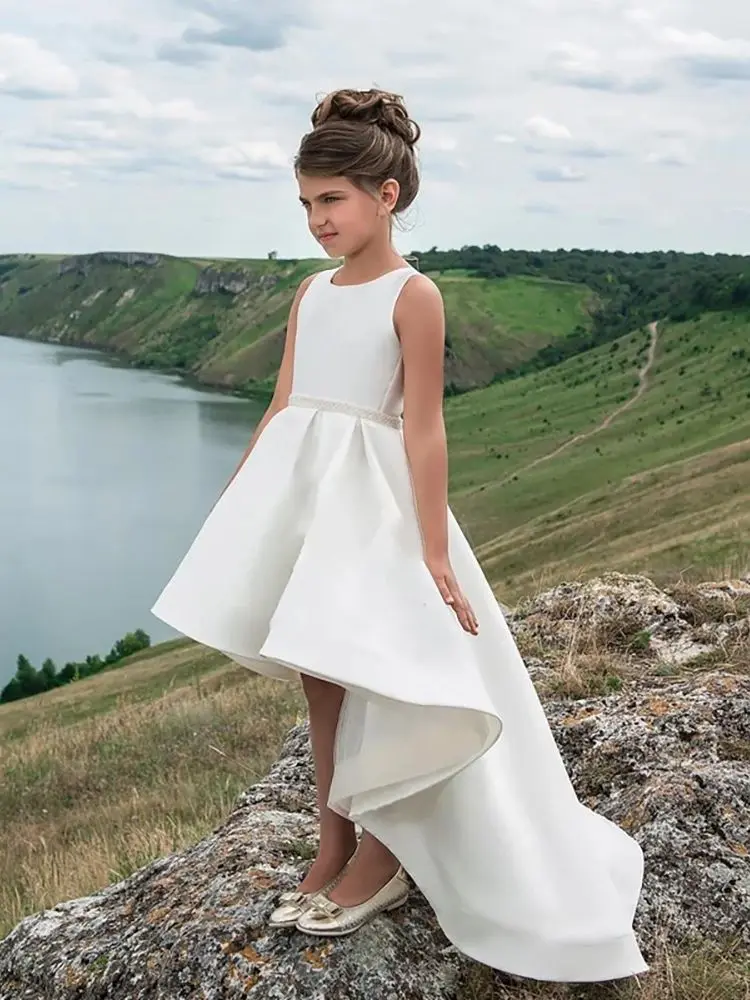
447;311;750;597
0;252;593;398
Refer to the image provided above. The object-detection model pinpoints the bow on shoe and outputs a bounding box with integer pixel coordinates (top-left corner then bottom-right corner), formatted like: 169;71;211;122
278;890;306;904
306;894;343;920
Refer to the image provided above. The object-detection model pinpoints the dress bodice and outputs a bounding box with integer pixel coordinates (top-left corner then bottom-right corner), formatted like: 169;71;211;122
290;265;418;417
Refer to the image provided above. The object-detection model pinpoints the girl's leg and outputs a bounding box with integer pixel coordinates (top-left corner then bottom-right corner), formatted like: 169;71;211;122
326;831;401;907
297;674;358;893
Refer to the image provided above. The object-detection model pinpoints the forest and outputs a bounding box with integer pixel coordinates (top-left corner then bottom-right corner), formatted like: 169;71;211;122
411;245;750;378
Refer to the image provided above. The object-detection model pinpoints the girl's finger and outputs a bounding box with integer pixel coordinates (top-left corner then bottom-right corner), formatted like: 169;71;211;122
455;590;479;634
435;576;454;605
450;587;472;632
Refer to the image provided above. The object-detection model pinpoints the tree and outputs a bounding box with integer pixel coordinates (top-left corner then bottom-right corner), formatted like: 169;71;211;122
267;250;278;260
40;658;58;689
0;677;23;703
15;655;46;696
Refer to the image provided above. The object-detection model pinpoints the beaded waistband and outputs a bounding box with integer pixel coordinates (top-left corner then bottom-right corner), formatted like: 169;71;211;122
287;394;402;429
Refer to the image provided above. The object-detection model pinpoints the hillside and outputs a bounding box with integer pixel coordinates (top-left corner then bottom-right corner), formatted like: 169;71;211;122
0;253;594;398
1;574;748;997
447;310;750;597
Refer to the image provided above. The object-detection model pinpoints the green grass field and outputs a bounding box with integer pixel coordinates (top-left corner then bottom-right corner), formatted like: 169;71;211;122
447;311;750;599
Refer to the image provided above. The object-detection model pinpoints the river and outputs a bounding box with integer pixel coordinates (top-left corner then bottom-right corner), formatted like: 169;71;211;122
0;335;263;689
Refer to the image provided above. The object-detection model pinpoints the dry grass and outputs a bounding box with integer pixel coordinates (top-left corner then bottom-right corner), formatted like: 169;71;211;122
460;931;749;1000
663;581;750;627
0;642;303;938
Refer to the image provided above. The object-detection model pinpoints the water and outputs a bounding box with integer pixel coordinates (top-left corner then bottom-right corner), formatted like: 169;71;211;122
0;335;264;689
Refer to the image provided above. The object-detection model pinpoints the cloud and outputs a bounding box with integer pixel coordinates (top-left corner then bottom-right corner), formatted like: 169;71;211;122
0;33;78;99
156;41;216;66
568;143;621;159
537;42;663;93
494;133;517;145
659;27;750;82
524;200;561;214
89;87;207;123
534;165;587;182
421;134;458;153
525;115;571;140
645;150;691;167
177;0;312;53
199;140;290;181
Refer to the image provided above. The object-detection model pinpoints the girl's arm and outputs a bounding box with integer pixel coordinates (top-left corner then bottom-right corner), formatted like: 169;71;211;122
216;272;315;499
395;276;479;635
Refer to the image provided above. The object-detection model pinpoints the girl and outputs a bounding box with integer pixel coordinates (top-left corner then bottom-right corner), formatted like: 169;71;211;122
151;88;648;983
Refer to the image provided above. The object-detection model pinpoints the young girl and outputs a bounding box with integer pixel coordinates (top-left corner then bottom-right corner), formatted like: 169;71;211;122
151;88;649;983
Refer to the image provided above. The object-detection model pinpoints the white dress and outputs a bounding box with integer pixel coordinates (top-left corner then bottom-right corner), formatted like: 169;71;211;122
151;264;648;983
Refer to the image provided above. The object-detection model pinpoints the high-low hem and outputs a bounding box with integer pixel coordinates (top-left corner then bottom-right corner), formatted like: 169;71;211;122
150;598;648;983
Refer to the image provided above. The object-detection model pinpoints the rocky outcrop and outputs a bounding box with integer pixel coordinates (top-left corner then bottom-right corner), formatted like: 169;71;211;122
58;253;162;277
510;572;750;666
1;574;748;998
193;269;280;297
0;726;467;1000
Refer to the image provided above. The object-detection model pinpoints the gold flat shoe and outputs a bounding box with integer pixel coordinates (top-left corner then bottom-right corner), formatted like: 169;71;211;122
268;858;353;929
295;866;409;937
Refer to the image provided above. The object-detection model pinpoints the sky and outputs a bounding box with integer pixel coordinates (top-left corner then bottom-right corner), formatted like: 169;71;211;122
1;0;749;259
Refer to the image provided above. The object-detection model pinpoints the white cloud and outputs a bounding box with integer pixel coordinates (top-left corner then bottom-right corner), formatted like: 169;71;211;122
421;134;459;152
200;140;290;179
494;133;517;144
524;200;560;214
90;84;207;122
535;165;587;182
525;115;572;140
645;149;692;167
537;41;663;93
658;26;750;81
0;34;78;99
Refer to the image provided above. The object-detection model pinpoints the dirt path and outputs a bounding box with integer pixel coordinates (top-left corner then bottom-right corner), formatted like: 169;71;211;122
494;321;659;487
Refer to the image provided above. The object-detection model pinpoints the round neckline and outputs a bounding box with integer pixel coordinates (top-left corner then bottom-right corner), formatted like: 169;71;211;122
328;264;413;288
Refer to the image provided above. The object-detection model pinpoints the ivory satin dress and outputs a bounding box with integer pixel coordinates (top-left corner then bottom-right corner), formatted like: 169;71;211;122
151;264;648;983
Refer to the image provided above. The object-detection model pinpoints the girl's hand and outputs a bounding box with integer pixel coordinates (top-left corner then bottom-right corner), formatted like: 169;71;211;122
425;555;479;635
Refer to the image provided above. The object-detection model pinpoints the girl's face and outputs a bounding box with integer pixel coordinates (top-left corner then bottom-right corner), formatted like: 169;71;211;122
297;174;398;257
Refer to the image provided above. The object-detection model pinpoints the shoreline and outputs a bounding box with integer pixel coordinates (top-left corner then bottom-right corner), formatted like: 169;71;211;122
0;330;273;406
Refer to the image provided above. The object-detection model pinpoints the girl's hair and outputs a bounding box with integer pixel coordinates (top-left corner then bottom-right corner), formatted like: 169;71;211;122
294;88;421;219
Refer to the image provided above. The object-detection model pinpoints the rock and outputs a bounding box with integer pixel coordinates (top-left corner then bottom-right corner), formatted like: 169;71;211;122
58;253;161;277
547;670;750;947
193;269;280;297
1;575;748;997
509;572;722;665
0;726;465;1000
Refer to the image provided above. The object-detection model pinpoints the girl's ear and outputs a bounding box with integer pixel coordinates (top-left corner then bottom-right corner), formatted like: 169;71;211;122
380;178;400;214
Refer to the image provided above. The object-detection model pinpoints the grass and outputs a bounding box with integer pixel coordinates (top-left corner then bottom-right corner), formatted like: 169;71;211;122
446;312;750;600
0;642;303;939
461;933;749;1000
0;257;593;397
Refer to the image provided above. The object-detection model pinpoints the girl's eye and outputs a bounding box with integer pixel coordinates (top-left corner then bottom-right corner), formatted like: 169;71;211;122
324;196;339;203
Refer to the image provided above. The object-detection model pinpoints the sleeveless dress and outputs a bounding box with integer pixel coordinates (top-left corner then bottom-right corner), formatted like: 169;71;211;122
150;264;648;983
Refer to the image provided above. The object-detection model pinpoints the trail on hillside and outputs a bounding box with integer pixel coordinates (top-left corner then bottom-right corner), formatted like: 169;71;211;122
494;321;659;488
